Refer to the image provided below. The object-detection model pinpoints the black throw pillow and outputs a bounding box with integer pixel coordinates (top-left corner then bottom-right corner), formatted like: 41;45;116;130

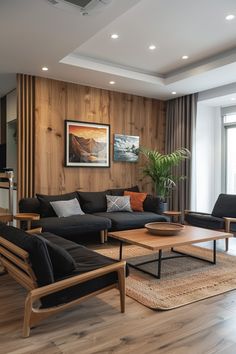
35;234;76;276
77;190;111;213
36;192;79;218
108;185;139;196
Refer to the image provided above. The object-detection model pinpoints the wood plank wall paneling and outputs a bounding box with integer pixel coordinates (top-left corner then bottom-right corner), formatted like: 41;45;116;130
35;77;166;195
17;74;35;201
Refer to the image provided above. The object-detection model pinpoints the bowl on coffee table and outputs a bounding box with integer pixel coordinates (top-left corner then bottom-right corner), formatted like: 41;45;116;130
145;222;184;236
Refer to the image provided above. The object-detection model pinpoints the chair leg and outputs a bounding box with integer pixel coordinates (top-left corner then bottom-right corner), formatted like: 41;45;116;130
117;265;126;313
23;293;33;338
100;230;105;244
225;238;229;252
104;230;108;242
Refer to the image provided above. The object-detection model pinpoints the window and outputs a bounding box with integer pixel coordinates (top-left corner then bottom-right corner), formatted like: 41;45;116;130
224;114;236;193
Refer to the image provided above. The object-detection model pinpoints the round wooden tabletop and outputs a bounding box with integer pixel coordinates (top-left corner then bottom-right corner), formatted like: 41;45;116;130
163;211;182;216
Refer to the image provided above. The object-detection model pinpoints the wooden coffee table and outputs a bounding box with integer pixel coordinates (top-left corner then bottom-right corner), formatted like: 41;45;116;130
108;225;233;279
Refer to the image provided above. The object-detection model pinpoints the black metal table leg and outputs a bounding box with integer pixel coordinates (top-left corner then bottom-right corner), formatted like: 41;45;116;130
213;240;216;264
119;241;123;260
157;249;162;279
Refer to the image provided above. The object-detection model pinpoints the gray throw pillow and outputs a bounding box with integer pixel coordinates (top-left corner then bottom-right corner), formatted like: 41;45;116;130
50;198;84;217
106;195;132;212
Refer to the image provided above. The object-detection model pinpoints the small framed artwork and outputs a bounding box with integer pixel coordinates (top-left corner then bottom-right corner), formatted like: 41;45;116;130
65;120;110;167
114;134;140;162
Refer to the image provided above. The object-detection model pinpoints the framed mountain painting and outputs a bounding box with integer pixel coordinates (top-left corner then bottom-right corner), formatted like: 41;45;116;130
65;120;110;167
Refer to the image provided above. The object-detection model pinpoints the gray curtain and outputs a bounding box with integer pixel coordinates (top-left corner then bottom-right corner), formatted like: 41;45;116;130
165;93;198;212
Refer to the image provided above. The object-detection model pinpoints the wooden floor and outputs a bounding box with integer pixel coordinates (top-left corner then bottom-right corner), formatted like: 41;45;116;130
1;238;236;354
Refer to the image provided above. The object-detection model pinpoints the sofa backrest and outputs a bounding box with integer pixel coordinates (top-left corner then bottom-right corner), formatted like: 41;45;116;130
212;194;236;218
0;223;54;287
19;197;41;214
19;186;141;216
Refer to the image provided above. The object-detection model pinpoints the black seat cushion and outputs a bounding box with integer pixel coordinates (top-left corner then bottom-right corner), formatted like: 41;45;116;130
36;192;80;218
185;212;225;229
32;214;112;238
93;211;167;231
77;190;111;213
212;194;236;218
39;233;129;308
0;223;54;286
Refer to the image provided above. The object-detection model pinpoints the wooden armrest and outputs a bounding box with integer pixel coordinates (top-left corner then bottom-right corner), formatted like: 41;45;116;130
223;217;236;232
26;228;42;235
30;261;126;302
14;213;40;221
223;217;236;222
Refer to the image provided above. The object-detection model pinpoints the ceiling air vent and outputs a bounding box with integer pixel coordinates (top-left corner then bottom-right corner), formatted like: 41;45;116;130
48;0;113;15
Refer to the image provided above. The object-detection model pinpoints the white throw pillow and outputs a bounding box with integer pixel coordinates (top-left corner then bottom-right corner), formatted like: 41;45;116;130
106;195;132;212
50;198;85;217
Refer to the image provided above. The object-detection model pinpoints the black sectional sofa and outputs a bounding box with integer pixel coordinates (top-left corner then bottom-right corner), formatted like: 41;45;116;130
19;186;167;242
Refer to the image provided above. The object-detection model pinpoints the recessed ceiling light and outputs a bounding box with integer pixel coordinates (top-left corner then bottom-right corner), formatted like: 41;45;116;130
149;44;156;50
182;55;189;60
231;97;236;101
225;14;235;21
111;34;119;39
42;66;48;71
172;91;177;95
109;81;115;85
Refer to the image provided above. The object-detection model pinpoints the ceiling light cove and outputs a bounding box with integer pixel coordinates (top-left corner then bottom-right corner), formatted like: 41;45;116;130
42;66;48;71
109;81;115;85
182;55;189;60
231;97;236;101
148;44;156;50
172;91;177;95
111;33;119;39
225;14;235;21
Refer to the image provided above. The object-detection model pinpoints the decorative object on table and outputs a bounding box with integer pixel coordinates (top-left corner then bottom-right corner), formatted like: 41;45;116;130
145;222;184;236
65;120;110;167
140;147;190;210
114;134;139;162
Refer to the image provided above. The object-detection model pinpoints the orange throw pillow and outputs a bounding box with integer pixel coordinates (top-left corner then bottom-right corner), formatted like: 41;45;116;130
124;191;147;212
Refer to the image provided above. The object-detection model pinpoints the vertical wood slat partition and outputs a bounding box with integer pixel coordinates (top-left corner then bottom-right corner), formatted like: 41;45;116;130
17;74;35;201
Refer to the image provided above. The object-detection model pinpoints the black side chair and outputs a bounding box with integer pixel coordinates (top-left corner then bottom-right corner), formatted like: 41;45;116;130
185;194;236;251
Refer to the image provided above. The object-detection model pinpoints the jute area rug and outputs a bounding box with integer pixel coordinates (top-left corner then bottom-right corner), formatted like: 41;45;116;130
96;244;236;310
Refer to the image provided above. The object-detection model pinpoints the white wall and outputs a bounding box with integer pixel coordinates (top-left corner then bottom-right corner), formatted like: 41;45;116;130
194;104;222;212
0;188;17;214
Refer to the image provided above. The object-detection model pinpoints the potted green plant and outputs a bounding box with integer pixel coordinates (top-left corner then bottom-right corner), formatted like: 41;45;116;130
141;147;190;211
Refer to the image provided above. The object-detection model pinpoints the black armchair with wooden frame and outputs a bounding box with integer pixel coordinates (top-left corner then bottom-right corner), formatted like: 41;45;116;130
185;194;236;251
0;223;126;338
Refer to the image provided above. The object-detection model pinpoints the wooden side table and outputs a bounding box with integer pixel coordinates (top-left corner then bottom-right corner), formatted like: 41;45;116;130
14;213;40;230
163;211;182;224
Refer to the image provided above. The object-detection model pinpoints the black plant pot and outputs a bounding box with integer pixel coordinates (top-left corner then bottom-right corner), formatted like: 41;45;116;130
159;201;168;213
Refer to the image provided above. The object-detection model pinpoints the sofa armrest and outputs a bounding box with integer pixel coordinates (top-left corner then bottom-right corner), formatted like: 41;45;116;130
26;228;43;235
143;195;162;214
224;217;236;232
29;261;126;302
184;210;212;216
